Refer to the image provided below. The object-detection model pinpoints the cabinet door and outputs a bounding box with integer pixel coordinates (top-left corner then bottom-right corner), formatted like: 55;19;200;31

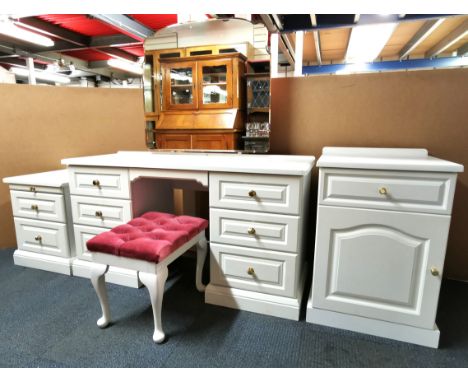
311;205;450;329
162;62;197;110
156;133;192;149
197;58;233;109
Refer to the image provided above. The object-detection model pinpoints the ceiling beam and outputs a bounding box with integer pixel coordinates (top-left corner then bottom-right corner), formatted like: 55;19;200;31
90;14;153;41
16;17;90;46
399;19;445;59
310;14;322;65
96;47;138;62
89;34;141;48
426;19;468;58
271;15;283;31
278;35;294;66
259;14;278;32
0;57;47;70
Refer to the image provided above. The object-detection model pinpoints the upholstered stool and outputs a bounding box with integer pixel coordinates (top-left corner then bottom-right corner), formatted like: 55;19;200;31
86;211;208;343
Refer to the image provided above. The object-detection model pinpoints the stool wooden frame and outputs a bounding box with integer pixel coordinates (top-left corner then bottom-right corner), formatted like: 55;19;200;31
90;231;207;343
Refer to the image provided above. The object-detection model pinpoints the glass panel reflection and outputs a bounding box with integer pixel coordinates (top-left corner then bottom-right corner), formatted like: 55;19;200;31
170;67;193;105
202;84;227;104
202;65;227;84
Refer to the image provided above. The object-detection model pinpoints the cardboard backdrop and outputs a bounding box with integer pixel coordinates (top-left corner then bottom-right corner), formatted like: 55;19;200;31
0;84;146;249
270;69;468;281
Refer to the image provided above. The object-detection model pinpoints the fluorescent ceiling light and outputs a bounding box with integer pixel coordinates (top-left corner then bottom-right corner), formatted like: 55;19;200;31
10;67;71;84
0;21;54;47
346;23;396;63
108;58;143;75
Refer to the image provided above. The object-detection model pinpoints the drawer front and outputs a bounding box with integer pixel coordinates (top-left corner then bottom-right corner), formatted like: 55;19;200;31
71;195;132;229
210;208;299;253
14;217;70;258
74;224;109;261
319;168;456;214
210;243;298;297
210;172;301;215
69;166;130;198
11;190;65;222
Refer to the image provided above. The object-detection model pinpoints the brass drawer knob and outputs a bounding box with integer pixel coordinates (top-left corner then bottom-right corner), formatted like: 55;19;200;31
248;190;257;198
31;204;39;211
34;235;42;242
247;227;256;235
92;179;101;187
430;267;440;277
247;267;255;276
30;186;36;192
95;211;103;218
378;187;388;195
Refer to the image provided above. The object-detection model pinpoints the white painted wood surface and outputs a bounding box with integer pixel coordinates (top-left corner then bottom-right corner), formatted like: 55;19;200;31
69;166;130;199
209;172;302;215
308;147;462;347
61;151;315;176
319;168;457;215
3;169;69;188
318;147;463;173
210;208;300;253
11;190;66;222
70;195;132;229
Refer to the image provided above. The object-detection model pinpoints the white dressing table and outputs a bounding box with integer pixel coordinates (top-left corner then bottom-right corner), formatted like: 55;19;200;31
61;151;315;320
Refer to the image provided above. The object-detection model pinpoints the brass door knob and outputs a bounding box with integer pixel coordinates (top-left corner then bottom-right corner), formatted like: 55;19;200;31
31;204;39;211
95;211;103;218
34;235;42;242
247;227;256;235
92;179;101;187
430;267;440;276
247;267;255;276
248;190;257;198
379;187;388;195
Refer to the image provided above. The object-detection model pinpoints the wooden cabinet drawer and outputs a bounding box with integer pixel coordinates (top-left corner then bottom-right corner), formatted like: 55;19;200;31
69;167;130;198
74;224;109;261
319;168;456;214
210;172;301;215
71;195;132;229
11;190;65;222
14;217;70;258
210;243;298;298
210;208;299;253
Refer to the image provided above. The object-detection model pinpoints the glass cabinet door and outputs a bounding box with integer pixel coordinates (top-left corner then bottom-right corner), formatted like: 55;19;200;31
163;62;197;110
198;59;233;109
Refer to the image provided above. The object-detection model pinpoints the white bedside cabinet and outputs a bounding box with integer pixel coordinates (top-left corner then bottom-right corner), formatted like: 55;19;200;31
306;147;464;348
3;170;75;275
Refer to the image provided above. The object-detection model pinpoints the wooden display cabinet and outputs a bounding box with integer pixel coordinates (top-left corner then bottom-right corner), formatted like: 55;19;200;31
144;51;246;150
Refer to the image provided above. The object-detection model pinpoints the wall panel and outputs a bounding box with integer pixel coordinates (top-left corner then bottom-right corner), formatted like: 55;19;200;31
270;69;468;280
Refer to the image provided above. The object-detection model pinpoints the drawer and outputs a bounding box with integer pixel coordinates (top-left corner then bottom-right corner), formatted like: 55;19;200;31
210;172;301;215
210;208;300;253
14;217;70;258
69;166;130;198
10;190;65;222
210;243;298;298
74;224;109;261
71;195;132;229
319;168;456;214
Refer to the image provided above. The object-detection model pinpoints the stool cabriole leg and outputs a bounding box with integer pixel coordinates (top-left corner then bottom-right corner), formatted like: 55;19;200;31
90;262;111;328
139;266;169;344
195;234;207;292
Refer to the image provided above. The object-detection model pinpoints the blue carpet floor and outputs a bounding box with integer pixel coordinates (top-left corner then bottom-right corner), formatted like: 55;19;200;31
0;248;467;368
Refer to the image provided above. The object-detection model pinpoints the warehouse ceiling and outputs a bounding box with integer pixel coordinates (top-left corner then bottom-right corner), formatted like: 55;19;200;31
0;14;466;84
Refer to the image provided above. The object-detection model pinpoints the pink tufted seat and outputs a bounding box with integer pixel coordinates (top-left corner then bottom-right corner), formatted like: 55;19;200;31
86;211;209;263
87;211;208;344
